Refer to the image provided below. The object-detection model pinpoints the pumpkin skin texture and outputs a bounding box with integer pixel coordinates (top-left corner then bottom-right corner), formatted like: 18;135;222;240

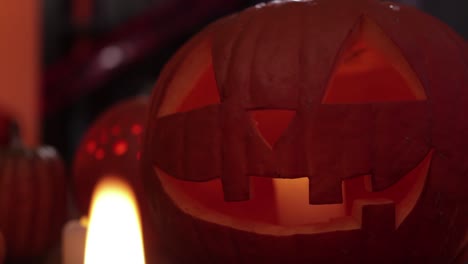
0;146;66;260
143;0;468;263
0;231;4;264
73;96;148;214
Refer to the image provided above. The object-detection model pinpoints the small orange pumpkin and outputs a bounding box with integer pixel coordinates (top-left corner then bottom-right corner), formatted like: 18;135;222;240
0;146;66;260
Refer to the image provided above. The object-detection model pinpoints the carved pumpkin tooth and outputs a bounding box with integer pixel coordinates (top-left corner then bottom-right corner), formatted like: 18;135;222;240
354;200;396;234
220;172;250;202
308;174;343;205
342;174;373;213
343;175;373;194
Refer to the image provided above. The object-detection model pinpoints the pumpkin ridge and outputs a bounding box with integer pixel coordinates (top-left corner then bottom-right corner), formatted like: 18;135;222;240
190;218;214;263
24;155;37;254
211;10;252;99
249;4;302;108
296;5;309;105
31;156;47;252
214;10;257;101
22;156;31;250
232;11;265;104
52;155;66;250
182;111;189;181
0;147;65;260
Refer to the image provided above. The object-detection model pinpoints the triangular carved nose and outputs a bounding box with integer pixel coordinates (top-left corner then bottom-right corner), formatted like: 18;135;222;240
249;110;295;148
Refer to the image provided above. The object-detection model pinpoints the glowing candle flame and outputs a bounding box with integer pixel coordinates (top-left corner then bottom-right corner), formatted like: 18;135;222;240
84;176;145;264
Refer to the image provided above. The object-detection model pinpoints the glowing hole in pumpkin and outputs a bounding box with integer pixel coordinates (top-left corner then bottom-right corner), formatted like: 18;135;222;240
131;124;143;135
157;150;431;229
249;110;296;149
322;16;426;104
158;39;219;117
113;140;128;156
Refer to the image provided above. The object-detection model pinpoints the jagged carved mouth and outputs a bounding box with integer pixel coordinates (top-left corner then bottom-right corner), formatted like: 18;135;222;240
150;15;434;236
154;149;432;235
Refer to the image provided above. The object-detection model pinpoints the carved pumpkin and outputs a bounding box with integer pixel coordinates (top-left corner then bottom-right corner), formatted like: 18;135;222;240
0;146;66;260
142;0;468;263
73;96;148;214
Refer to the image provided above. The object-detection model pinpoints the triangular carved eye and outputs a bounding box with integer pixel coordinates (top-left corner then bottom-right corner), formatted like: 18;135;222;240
157;39;221;117
322;16;426;104
177;64;220;113
249;110;295;149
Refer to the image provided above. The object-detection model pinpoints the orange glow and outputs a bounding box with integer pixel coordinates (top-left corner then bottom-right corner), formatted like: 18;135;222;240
157;150;432;231
323;17;426;104
158;39;218;117
84;176;145;264
345;150;434;227
249;110;295;149
274;178;345;226
157;170;278;225
113;140;128;156
177;64;220;113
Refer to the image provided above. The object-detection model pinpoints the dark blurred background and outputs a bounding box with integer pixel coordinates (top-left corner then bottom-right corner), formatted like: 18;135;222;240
41;0;467;163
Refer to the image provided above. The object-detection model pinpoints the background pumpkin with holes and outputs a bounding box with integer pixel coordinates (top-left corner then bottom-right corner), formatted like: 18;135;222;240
142;0;468;263
73;96;148;214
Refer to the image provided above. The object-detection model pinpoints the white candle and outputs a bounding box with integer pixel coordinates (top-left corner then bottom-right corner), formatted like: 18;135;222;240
62;217;87;264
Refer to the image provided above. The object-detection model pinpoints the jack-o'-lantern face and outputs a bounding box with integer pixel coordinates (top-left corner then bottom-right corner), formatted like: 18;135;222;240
150;15;432;231
143;0;467;262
